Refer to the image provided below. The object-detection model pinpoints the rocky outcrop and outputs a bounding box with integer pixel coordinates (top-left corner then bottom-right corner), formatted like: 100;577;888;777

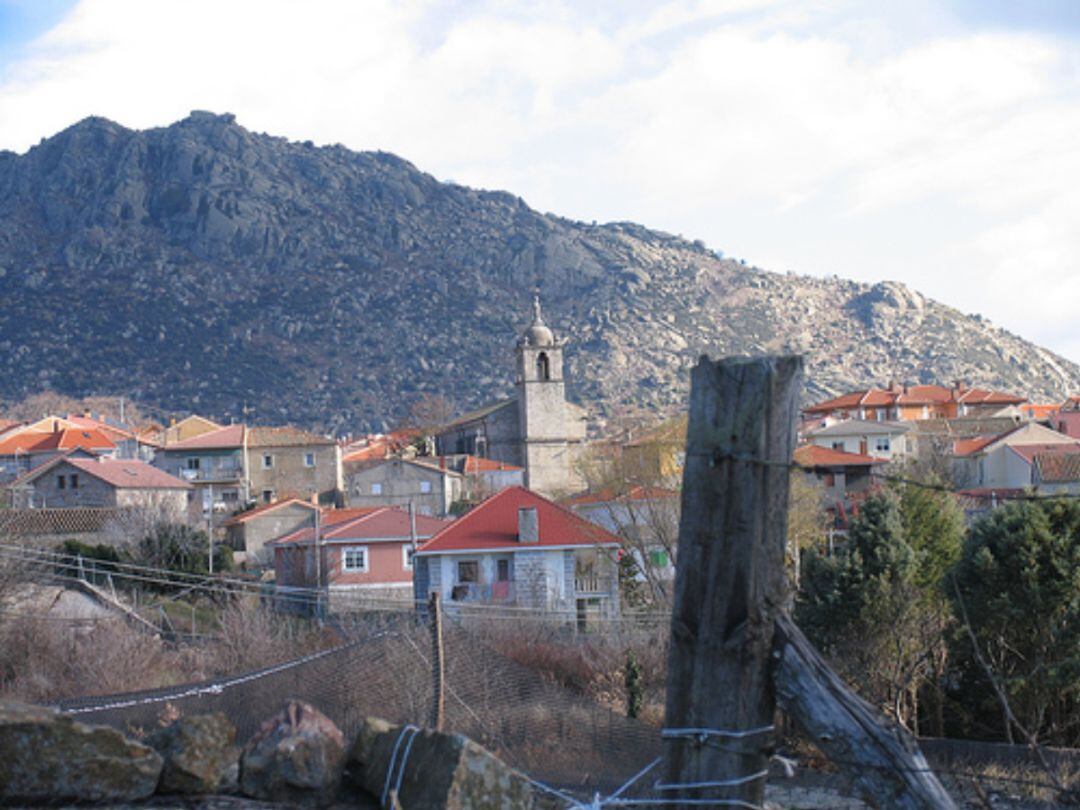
239;700;346;805
347;717;537;810
0;113;1077;431
0;700;162;804
149;711;240;794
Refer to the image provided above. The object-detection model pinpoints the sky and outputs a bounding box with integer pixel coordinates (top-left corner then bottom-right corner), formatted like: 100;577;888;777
1;0;1078;364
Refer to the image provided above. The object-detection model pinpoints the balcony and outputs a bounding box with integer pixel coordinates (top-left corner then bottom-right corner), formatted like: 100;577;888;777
180;466;244;483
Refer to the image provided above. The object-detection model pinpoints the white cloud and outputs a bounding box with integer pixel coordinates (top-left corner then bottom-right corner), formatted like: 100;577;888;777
0;0;1078;365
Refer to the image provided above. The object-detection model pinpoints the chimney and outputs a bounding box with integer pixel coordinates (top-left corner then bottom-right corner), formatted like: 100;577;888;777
888;379;900;393
310;492;318;505
518;507;539;544
439;456;446;471
53;420;60;433
953;380;966;393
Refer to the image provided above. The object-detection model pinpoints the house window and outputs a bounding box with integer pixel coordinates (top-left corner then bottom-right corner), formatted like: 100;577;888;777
186;457;200;470
57;475;66;490
221;491;239;503
261;489;274;503
371;483;382;495
457;560;479;583
496;559;510;582
304;452;316;468
875;438;891;453
420;481;431;494
831;441;844;451
343;546;368;573
262;454;274;469
403;546;415;570
70;474;79;489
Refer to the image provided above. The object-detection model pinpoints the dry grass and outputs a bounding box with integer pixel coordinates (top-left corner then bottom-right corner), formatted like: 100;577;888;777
0;598;330;703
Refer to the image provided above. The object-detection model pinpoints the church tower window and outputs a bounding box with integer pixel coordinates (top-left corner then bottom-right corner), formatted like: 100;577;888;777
537;352;550;381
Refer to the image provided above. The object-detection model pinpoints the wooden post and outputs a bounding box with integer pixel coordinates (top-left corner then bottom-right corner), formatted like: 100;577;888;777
773;616;958;809
662;355;802;807
429;591;445;731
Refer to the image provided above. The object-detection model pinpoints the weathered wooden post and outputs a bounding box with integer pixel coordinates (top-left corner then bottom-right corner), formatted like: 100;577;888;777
664;354;958;810
662;355;802;807
429;591;445;731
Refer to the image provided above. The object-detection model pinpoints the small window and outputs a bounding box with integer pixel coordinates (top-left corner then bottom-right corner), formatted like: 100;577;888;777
304;452;316;468
262;454;273;469
537;352;550;381
371;483;383;495
420;480;431;494
186;457;200;470
221;491;239;503
70;474;79;490
261;489;274;503
343;546;368;572
403;546;415;570
57;475;66;490
496;559;510;582
457;560;479;583
875;438;891;453
831;441;844;451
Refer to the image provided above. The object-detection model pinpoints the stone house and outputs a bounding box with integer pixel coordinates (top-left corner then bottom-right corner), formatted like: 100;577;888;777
0;423;118;483
9;455;191;519
272;507;449;612
246;426;341;506
155;424;342;516
806;419;915;462
346;458;465;516
346;455;525;516
432;295;588;497
414;486;621;625
222;497;320;568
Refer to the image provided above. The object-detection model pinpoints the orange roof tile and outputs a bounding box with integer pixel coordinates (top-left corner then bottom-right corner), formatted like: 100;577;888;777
223;497;319;526
953;435;999;457
272;507;449;546
793;445;885;467
166;424;246;450
561;485;679;507
12;456;190;490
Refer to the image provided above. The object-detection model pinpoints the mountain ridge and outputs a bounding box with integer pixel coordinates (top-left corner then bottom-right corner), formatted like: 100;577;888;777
0;111;1076;431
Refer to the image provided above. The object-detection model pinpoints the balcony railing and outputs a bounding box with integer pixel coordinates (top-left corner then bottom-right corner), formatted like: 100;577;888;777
179;466;244;482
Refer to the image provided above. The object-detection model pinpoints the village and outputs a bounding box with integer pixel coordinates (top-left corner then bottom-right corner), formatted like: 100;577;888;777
1;295;1079;628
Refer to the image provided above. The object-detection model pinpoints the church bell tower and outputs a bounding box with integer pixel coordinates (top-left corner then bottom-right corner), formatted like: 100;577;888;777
515;292;583;494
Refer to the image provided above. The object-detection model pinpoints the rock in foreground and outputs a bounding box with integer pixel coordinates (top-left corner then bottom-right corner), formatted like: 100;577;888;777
348;717;537;810
150;711;241;794
240;700;346;805
0;700;162;804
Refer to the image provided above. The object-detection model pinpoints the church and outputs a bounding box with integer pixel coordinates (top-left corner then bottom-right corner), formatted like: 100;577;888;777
432;295;588;496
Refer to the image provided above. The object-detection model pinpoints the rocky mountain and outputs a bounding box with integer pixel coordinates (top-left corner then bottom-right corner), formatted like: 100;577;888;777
1;111;1077;432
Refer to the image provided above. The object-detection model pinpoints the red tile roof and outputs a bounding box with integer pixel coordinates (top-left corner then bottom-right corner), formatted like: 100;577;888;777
561;485;679;507
793;445;886;467
166;424;246;450
12;455;191;490
343;440;391;464
1008;442;1080;465
806;384;1025;414
953;435;999;457
1035;453;1080;484
28;428;116;452
462;456;523;474
0;419;22;436
417;486;620;555
272;507;449;546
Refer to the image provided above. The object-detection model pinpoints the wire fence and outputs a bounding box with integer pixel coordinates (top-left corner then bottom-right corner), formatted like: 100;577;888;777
3;541;1078;806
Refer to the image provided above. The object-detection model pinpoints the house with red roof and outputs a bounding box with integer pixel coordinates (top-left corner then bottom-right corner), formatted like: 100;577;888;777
806;419;915;462
222;497;320;567
414;486;621;622
8;455;191;517
1052;397;1080;439
271;506;450;612
794;444;887;503
804;381;1026;423
952;422;1080;491
0;422;119;484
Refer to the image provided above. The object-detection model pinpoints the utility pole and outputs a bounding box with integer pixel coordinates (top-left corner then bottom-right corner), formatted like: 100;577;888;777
313;506;323;621
207;482;214;575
